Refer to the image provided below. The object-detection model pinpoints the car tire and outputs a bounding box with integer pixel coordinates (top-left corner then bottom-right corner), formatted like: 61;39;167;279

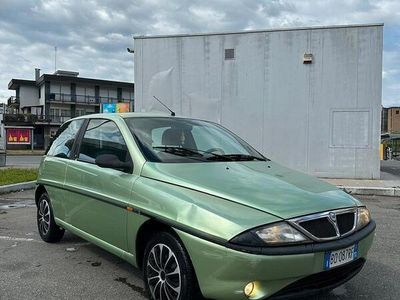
37;193;64;243
143;231;202;300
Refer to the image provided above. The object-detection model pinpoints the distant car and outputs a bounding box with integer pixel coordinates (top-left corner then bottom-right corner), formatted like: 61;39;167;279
36;113;375;300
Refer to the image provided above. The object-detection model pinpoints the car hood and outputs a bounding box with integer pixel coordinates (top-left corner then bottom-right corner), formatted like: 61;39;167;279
141;161;359;219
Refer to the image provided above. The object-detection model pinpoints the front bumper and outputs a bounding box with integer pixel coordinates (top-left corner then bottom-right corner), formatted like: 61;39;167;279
176;221;375;300
269;257;365;299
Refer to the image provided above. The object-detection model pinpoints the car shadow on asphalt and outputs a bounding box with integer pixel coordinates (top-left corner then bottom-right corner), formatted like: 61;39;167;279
58;231;148;298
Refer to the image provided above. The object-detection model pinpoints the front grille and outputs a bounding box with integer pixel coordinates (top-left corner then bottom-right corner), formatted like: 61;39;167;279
291;208;356;241
337;212;355;235
270;258;366;300
299;218;336;238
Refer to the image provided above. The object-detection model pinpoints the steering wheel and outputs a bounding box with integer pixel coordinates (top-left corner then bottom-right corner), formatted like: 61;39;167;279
204;147;225;155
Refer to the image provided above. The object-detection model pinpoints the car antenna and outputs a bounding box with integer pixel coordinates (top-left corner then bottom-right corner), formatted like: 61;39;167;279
153;95;175;116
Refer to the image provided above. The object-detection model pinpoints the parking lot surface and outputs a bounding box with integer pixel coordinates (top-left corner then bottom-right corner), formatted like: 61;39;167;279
0;190;399;299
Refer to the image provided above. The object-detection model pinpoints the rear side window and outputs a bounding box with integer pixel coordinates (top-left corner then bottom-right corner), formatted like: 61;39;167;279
47;119;84;158
78;119;130;164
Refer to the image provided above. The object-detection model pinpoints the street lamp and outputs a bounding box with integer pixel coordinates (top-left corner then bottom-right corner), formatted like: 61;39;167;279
127;48;134;112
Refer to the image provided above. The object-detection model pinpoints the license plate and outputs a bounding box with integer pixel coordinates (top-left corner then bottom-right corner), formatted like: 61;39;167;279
324;243;358;270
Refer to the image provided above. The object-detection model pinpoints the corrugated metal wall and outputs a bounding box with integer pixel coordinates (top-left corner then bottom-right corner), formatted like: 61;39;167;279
134;25;383;179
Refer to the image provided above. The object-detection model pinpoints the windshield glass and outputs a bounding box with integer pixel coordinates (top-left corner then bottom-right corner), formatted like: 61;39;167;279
125;117;266;163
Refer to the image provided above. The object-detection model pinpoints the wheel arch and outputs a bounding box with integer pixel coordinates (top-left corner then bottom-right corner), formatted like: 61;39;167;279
135;219;175;270
136;218;203;298
35;184;48;207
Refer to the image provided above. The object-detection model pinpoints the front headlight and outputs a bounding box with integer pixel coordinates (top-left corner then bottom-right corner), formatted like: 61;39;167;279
356;207;371;230
230;222;309;246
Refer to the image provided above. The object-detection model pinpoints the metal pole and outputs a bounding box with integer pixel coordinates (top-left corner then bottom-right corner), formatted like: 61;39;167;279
31;128;34;151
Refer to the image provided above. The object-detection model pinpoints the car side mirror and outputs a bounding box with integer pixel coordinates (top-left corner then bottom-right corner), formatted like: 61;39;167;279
95;154;133;173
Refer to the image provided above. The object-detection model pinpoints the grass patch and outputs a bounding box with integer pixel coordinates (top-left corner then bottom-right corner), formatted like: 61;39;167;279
0;168;38;186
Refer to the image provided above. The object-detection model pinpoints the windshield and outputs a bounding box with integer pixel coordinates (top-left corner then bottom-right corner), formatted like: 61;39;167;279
125;117;267;163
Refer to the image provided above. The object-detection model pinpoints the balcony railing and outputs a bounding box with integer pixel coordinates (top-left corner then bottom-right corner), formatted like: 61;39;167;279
48;93;133;104
3;112;97;125
47;115;73;123
7;96;20;107
4;113;37;125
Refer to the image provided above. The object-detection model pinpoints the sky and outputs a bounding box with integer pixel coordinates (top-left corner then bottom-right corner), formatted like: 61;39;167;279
0;0;399;106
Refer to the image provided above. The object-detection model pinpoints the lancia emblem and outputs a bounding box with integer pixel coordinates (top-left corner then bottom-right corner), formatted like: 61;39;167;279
329;212;336;222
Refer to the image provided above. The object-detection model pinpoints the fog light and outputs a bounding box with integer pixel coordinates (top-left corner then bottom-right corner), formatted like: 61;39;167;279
244;281;256;297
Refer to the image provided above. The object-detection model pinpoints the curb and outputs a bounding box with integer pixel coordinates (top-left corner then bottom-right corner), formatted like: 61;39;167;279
0;181;36;194
5;151;45;156
337;186;400;197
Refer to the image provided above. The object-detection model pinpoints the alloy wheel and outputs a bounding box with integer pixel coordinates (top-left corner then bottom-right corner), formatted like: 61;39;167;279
146;243;182;300
38;199;51;236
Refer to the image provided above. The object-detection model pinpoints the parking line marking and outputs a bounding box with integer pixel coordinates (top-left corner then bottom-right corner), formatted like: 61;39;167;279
0;236;37;242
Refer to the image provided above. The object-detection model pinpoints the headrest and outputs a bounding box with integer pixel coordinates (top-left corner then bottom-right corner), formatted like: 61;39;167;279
161;128;182;146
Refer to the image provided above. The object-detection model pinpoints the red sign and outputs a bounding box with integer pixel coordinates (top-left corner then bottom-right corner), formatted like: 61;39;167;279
7;128;31;144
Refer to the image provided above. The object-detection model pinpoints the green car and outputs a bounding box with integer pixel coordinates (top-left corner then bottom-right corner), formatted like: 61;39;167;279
36;113;375;300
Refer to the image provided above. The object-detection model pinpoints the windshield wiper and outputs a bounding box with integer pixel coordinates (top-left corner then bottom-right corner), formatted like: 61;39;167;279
153;146;204;157
206;154;266;161
153;147;266;162
152;146;231;162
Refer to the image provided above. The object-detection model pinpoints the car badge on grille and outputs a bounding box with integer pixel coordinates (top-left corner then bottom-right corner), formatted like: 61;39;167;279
328;212;340;237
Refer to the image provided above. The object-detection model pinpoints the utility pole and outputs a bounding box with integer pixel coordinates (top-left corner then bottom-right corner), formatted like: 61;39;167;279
54;46;57;72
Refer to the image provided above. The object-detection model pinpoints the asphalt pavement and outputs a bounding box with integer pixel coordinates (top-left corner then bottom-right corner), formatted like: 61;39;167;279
381;159;400;179
5;155;42;168
0;190;399;300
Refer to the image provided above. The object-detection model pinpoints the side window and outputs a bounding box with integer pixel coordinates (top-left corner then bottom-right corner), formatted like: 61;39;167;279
47;119;84;158
78;119;131;165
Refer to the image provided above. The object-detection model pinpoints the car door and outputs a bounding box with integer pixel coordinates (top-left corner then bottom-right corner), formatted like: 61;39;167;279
39;119;85;219
63;118;136;251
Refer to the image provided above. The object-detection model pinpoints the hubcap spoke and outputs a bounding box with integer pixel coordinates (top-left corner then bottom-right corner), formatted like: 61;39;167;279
150;247;162;270
147;261;160;274
164;251;173;269
165;267;179;276
43;221;49;230
148;275;160;281
165;279;180;294
160;244;164;268
38;199;51;235
163;282;173;300
153;280;162;298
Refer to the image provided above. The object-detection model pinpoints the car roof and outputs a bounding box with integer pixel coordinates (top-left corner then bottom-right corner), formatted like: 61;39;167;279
71;112;175;121
68;112;217;126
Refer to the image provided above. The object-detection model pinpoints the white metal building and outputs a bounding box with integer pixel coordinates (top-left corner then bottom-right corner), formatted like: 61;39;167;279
134;24;383;179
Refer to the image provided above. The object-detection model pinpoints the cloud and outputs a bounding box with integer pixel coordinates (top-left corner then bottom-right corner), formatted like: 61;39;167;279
0;0;399;106
382;50;400;107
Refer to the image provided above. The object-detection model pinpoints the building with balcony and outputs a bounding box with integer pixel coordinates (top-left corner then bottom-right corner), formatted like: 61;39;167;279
381;107;400;134
5;69;134;150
